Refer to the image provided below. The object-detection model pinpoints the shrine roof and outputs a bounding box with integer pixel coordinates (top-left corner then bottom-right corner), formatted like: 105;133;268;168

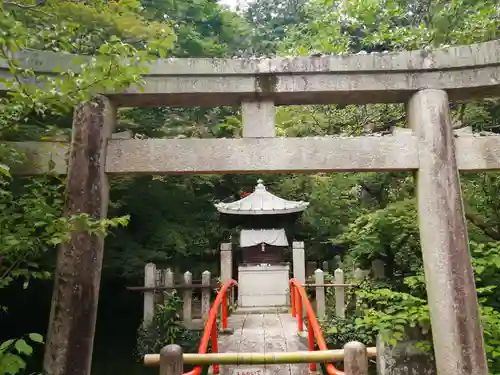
214;179;309;215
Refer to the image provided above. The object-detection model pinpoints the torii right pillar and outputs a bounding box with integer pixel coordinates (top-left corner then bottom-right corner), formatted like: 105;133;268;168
408;89;488;375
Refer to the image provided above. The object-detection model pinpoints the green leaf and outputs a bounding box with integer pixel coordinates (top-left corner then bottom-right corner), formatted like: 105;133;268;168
0;339;15;352
14;339;33;355
28;333;44;343
0;163;11;177
0;352;27;374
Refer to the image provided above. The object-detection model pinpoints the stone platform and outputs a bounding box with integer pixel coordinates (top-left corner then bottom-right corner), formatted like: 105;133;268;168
218;311;309;375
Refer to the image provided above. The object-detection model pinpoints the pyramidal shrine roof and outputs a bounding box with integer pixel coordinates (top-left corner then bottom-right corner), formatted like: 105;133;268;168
214;179;310;215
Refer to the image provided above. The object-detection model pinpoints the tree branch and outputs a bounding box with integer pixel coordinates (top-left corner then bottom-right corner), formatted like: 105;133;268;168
464;204;500;240
4;0;46;9
452;103;467;129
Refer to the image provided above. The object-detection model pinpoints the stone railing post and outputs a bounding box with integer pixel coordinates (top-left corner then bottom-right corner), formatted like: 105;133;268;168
293;241;306;318
334;255;342;269
376;334;436;375
322;261;329;272
344;341;368;375
307;261;318;278
372;259;385;279
154;269;163;305
334;268;345;318
353;268;369;281
182;271;192;323
220;243;232;282
292;241;305;283
409;89;487;375
201;270;211;322
220;242;233;304
143;262;156;327
160;344;183;375
164;268;174;299
314;269;325;319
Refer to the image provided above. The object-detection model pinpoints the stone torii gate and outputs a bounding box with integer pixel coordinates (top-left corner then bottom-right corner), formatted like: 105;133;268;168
2;40;500;375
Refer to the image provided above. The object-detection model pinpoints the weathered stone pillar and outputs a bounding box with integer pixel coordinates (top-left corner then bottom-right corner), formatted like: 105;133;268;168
334;268;345;318
353;267;368;280
43;95;115;375
371;259;385;279
241;100;275;138
292;242;305;317
292;241;305;284
154;269;162;304
376;335;436;375
408;89;487;375
344;341;369;375
220;242;233;304
306;261;316;278
322;260;329;272
201;270;211;322
182;271;192;323
314;269;325;319
143;263;156;326
333;255;342;269
220;242;232;282
160;344;183;375
164;268;174;300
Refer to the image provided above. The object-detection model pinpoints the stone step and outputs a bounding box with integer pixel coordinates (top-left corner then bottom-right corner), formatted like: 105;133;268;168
232;306;290;315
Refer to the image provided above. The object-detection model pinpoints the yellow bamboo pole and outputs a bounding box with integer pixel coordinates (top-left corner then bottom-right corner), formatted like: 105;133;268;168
144;347;377;366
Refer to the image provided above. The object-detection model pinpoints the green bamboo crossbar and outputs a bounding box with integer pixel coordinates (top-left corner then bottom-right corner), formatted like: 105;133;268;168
144;347;377;366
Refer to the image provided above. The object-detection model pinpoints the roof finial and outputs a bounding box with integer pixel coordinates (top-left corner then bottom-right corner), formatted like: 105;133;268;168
255;179;266;191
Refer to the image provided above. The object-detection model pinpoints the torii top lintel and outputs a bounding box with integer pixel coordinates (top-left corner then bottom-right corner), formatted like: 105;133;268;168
1;40;499;106
214;179;309;215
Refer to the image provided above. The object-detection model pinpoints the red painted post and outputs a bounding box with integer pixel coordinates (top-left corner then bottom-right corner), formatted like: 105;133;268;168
297;289;303;332
222;291;228;329
211;323;219;374
308;317;317;371
291;284;296;318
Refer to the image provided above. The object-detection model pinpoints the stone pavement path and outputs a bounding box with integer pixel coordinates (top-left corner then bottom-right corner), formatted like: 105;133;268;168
218;311;309;375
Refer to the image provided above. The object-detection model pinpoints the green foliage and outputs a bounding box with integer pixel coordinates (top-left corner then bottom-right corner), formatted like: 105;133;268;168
353;281;431;347
276;103;406;137
0;2;165;375
323;315;376;349
244;0;307;56
0;23;154;266
462;173;500;242
0;0;152;289
4;0;175;55
334;197;421;276
0;333;43;375
280;0;499;55
142;0;251;57
331;241;500;373
136;293;201;358
0;172;62;288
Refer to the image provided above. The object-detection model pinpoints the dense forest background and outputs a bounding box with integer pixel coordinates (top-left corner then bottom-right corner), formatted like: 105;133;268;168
0;0;500;374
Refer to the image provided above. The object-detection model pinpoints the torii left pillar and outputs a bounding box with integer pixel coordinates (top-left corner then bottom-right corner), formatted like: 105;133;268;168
43;95;115;375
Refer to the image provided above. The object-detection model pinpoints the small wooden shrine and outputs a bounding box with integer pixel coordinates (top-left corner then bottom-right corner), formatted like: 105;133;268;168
215;179;309;308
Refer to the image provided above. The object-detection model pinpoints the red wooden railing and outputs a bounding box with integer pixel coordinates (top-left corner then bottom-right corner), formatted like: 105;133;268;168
289;278;345;375
181;278;344;375
183;279;237;375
